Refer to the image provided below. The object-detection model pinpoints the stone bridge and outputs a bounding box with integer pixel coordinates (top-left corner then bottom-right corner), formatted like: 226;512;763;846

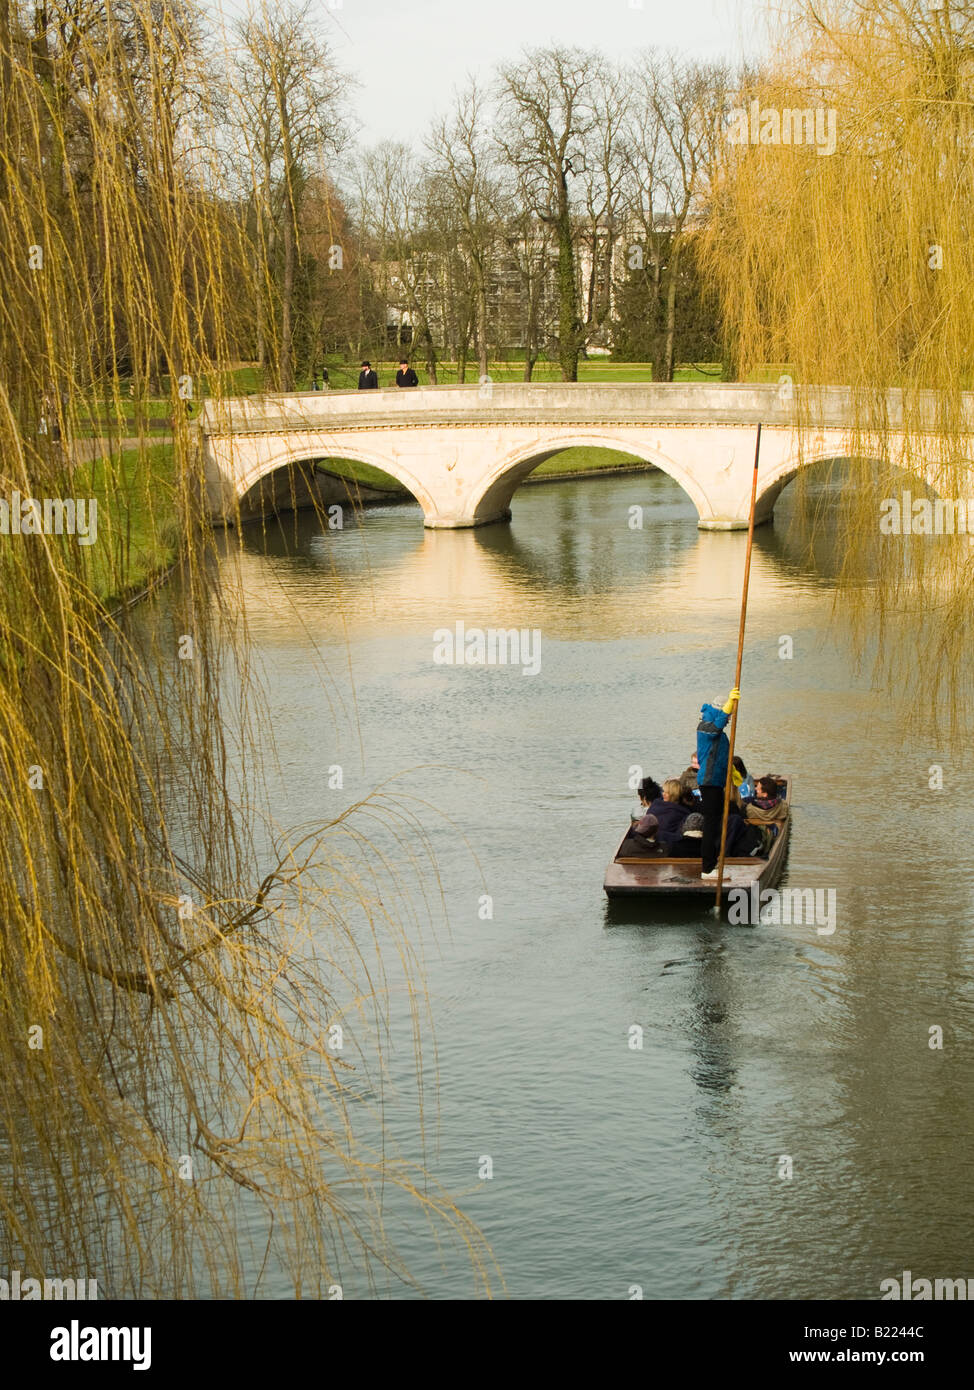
199;382;967;530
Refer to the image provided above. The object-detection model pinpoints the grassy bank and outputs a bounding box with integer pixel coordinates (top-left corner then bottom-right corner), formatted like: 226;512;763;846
76;443;179;605
82;359;725;417
314;444;653;495
308;361;721;388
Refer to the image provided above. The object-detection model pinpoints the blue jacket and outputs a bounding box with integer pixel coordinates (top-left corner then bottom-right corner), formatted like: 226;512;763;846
696;703;731;788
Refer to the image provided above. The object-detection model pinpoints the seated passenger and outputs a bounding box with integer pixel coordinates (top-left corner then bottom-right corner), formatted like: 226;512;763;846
648;778;690;844
745;775;789;826
669;811;706;857
678;781;698;809
725;810;765;857
733;755;755;803
679;752;701;800
631;776;662;823
619;811;660;858
619;778;663;857
671;810;764;859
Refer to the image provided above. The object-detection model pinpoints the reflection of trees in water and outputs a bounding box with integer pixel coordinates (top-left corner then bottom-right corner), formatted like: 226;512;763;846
758;461;855;588
236;496;422;570
229;469;888;644
234;471;700;604
472;473;700;598
237;460;945;605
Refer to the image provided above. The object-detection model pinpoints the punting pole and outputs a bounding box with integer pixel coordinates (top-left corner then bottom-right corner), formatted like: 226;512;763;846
714;422;762;914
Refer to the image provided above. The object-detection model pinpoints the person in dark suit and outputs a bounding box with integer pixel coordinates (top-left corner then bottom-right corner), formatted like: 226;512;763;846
358;361;378;389
395;359;419;387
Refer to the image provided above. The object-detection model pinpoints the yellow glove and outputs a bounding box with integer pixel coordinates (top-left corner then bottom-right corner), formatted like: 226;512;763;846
723;687;740;714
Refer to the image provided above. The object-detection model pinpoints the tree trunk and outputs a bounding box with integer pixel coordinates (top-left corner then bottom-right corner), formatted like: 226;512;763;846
648;246;664;381
422;319;438;384
663;239;681;384
556;217;579;381
476;272;489;379
147;343;162;398
255;249;266;368
281;209;295;391
722;326;740;383
523;271;540;380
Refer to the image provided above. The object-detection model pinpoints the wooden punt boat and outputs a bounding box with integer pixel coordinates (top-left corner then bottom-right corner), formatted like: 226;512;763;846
603;777;792;900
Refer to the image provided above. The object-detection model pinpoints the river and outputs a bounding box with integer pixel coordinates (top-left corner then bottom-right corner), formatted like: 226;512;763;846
212;466;974;1299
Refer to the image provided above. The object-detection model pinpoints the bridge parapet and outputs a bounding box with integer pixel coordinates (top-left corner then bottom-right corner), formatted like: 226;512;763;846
200;381;974;435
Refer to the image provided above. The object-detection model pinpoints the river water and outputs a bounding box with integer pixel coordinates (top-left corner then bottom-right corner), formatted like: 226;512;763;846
217;467;974;1299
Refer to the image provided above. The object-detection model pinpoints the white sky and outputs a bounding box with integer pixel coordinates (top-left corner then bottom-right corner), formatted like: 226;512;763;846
215;0;772;146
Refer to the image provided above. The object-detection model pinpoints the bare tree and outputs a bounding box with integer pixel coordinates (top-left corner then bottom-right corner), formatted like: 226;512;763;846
628;52;729;380
298;172;367;373
232;0;349;390
423;183;477;378
356;142;441;382
499;207;554;379
427;80;501;379
577;61;632;350
496;46;620;381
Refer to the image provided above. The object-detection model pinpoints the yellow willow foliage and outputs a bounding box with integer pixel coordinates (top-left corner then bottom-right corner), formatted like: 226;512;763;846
703;0;974;728
0;2;493;1296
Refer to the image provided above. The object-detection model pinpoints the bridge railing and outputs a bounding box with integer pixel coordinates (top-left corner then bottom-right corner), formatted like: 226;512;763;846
199;381;973;436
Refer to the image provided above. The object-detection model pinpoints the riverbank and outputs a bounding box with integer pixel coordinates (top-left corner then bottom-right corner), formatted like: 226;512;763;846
77;442;178;607
315;445;656;495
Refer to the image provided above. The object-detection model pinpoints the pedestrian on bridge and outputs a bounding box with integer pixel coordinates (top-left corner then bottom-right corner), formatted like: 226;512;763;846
358;361;378;389
396;359;419;388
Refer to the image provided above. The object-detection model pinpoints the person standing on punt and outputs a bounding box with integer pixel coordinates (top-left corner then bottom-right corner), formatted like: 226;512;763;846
696;687;740;881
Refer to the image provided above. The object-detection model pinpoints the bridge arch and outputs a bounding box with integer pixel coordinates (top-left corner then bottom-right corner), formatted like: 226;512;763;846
235;440;431;517
469;432;711;525
754;447;947;523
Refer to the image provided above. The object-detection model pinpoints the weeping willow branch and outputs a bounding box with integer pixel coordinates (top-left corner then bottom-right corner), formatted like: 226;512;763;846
703;0;974;733
0;0;495;1299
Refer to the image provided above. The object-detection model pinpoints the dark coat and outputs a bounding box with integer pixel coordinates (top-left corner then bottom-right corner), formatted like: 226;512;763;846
358;369;378;389
396;367;419;387
647;798;689;843
666;830;702;857
725;814;762;856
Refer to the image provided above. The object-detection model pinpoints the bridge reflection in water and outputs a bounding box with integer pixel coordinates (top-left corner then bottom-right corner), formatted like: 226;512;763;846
221;467;856;652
